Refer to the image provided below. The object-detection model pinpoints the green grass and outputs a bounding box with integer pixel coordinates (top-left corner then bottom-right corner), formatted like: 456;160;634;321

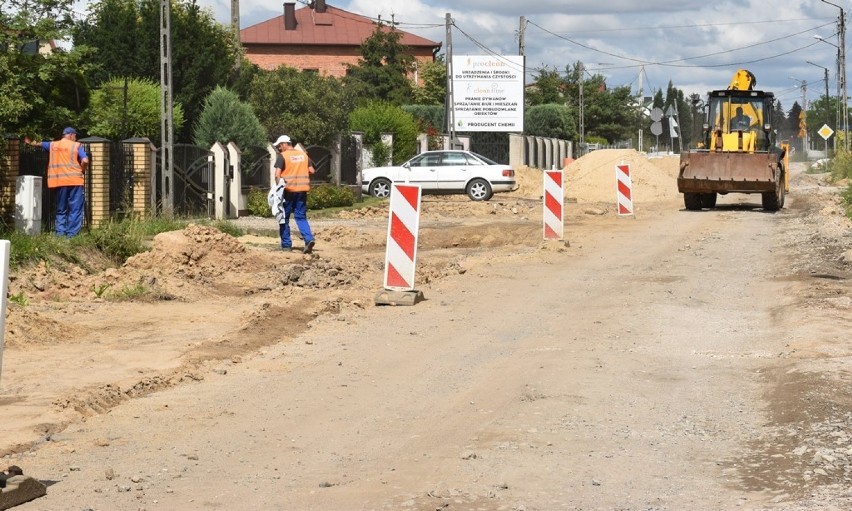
8;291;28;306
823;151;852;220
108;282;148;301
842;184;852;219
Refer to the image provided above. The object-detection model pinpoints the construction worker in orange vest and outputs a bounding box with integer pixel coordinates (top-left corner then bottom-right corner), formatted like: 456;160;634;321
24;127;89;237
273;135;316;254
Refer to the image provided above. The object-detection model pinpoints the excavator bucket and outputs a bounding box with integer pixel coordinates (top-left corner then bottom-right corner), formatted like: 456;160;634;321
678;151;780;193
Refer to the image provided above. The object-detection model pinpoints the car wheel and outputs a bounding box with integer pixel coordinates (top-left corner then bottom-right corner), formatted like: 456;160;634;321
369;178;392;198
466;178;493;201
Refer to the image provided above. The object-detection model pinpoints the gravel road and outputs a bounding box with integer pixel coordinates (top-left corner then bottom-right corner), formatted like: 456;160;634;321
3;163;852;510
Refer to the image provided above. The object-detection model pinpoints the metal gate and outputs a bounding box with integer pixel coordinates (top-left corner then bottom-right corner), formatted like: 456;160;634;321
465;132;510;164
240;145;271;191
155;144;214;218
109;142;135;220
305;146;332;183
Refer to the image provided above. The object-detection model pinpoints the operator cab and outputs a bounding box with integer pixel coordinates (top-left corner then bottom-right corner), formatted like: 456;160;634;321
704;90;774;153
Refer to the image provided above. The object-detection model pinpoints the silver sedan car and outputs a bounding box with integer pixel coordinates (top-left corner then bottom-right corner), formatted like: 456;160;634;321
361;150;516;201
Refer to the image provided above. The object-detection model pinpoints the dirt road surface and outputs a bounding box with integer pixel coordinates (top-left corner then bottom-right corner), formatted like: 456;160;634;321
2;152;851;510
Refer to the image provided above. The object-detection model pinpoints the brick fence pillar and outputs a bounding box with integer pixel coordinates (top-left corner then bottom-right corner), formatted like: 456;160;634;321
0;137;21;228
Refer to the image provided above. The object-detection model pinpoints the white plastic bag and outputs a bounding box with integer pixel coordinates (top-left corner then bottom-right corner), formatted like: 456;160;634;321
267;178;286;224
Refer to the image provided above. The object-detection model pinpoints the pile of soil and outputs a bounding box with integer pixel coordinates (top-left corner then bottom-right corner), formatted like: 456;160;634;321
510;149;680;203
563;149;681;203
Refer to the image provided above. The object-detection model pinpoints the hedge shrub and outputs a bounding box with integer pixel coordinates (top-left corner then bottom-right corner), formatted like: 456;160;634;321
246;184;355;216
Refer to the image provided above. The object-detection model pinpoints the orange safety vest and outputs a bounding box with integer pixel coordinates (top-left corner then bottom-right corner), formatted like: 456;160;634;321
281;149;311;192
47;138;85;188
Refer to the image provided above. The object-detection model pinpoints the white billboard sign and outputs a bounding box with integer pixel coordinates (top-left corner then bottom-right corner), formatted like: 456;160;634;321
452;55;524;132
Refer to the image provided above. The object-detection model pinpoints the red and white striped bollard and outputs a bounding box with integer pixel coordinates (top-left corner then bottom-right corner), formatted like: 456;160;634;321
543;169;564;240
615;163;635;218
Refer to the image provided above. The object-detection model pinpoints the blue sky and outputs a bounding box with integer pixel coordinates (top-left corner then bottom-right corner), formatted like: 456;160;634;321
197;0;847;113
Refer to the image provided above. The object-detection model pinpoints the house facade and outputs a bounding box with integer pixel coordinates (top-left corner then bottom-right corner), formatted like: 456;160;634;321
240;0;441;78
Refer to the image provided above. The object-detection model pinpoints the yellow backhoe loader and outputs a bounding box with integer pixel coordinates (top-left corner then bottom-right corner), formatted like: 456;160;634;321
678;69;787;210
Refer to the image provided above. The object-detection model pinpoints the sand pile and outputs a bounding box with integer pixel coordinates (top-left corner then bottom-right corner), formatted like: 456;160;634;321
124;224;251;280
513;150;681;203
564;149;680;203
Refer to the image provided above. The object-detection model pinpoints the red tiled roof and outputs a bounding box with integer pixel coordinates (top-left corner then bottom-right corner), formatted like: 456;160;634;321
241;4;441;49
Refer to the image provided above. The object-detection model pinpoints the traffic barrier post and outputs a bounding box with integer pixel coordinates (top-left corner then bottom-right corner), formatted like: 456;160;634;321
543;169;564;240
375;184;424;306
615;163;635;218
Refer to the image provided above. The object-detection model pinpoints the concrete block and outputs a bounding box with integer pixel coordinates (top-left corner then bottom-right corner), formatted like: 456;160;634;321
374;288;424;306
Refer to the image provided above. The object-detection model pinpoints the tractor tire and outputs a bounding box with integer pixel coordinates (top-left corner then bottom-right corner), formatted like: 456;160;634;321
683;193;703;211
762;168;784;211
700;193;717;209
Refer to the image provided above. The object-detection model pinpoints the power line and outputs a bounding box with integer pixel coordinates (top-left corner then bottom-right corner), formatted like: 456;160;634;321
451;21;526;74
527;20;835;69
551;17;835;35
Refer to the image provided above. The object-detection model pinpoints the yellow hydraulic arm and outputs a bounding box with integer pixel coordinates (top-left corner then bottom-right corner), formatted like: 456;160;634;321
728;69;756;91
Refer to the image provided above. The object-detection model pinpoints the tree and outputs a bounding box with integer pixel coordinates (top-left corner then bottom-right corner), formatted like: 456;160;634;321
349;102;418;165
248;66;350;146
345;25;415;105
1;0;93;137
525;104;575;140
526;67;566;106
661;80;692;151
86;77;184;141
786;102;804;152
402;105;444;132
772;99;787;130
412;58;446;106
586;83;639;144
193;86;266;149
786;102;803;138
652;89;664;110
73;0;239;141
807;94;838;144
687;93;705;146
538;62;639;145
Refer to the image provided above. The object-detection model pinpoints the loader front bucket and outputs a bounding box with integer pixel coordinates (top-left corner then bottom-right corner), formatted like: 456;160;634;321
677;150;780;194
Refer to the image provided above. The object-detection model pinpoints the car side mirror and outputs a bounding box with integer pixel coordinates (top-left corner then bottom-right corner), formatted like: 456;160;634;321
402;162;410;169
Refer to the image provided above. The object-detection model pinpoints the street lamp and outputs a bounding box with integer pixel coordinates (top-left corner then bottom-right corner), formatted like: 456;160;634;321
815;0;847;151
814;36;843;141
806;60;833;154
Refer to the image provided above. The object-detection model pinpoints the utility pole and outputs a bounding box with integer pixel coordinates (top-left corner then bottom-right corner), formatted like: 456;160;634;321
806;60;830;152
802;80;809;157
841;8;848;151
518;16;526;57
160;0;174;214
638;66;644;152
445;13;456;149
821;0;848;151
231;0;241;70
578;61;585;154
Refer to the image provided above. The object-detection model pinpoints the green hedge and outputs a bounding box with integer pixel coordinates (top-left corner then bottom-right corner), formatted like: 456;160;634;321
246;184;355;217
308;184;355;210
